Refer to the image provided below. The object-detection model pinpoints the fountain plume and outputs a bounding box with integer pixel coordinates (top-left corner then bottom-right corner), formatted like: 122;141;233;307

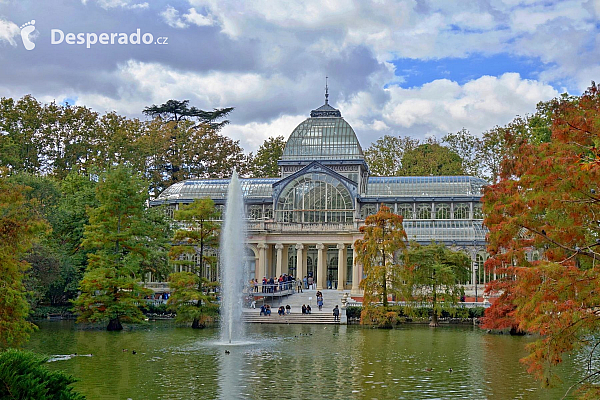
219;169;247;343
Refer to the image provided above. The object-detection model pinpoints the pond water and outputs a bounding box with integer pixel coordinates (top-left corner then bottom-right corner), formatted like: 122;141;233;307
25;321;582;399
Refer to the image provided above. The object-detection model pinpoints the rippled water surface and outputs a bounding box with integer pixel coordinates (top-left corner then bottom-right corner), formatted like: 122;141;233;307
25;321;582;399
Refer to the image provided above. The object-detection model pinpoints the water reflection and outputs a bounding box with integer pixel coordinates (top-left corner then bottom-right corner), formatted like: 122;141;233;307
25;321;581;399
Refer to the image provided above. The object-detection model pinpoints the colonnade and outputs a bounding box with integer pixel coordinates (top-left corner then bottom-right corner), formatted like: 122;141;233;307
253;242;362;294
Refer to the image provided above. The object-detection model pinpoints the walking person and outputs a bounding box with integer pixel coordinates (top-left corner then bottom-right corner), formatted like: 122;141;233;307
317;295;323;311
333;305;340;322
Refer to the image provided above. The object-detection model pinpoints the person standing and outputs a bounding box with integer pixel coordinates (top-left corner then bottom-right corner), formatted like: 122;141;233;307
297;279;303;293
333;305;340;322
317;295;323;311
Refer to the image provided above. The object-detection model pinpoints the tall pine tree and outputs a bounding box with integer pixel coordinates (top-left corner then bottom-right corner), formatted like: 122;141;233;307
73;166;169;331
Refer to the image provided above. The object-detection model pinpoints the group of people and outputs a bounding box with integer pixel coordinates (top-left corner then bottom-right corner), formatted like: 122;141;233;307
277;305;292;315
302;275;315;290
301;304;312;314
250;274;296;293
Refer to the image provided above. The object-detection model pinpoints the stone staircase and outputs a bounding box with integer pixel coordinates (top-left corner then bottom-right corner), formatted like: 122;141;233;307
242;310;340;324
244;289;356;325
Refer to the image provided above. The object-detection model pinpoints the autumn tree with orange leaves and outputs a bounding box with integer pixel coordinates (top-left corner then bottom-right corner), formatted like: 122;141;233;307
354;205;407;309
482;83;600;397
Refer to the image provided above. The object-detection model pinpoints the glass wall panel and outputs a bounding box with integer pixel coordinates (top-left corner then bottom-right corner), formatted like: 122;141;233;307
473;204;483;219
275;173;354;222
417;204;432;219
436;203;450;219
366;176;487;197
454;203;470;219
249;205;262;220
398;203;414;219
361;204;377;219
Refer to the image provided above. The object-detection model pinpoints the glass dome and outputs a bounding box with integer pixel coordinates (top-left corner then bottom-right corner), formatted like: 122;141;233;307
281;103;364;161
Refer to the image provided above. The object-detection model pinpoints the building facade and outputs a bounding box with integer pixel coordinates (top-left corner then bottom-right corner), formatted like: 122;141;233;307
151;98;490;295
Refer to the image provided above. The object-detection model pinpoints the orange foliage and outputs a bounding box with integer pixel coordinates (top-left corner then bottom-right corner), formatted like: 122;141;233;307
482;83;600;393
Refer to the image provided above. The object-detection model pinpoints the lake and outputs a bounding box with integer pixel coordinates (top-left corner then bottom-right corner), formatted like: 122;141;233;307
25;321;582;399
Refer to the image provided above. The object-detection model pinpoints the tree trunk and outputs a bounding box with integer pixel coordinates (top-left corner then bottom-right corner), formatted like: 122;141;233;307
107;317;123;331
429;282;439;327
192;317;206;329
509;326;526;336
429;312;439;327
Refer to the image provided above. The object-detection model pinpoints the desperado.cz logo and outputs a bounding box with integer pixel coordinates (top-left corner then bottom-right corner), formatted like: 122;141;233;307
18;20;168;50
52;29;168;48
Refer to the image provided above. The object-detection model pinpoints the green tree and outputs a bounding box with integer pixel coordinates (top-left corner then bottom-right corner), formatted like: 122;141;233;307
143;99;233;129
168;199;220;329
0;177;48;348
364;135;418;176
142;100;242;186
0;349;85;399
354;205;407;309
73;166;169;331
250;136;285;177
442;129;483;178
401;139;465;176
50;172;98;304
0;95;44;174
402;242;470;327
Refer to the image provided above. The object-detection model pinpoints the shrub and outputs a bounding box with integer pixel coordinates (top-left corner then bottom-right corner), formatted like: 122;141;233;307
346;306;362;320
360;307;401;328
0;349;85;399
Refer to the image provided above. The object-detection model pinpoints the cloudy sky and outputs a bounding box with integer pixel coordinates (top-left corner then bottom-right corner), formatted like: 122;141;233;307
0;0;597;152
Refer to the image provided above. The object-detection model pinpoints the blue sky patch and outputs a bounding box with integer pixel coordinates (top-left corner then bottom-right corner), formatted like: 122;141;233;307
390;54;551;88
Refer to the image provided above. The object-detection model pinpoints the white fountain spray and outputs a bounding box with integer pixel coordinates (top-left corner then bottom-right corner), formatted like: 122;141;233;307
219;170;247;344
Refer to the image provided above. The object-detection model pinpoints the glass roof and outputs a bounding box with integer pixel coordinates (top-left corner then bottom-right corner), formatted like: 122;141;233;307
156;175;487;202
156;178;278;201
366;176;487;197
403;220;487;242
281;112;364;161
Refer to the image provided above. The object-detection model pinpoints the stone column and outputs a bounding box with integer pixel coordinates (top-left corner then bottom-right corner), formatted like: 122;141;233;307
257;243;268;280
316;243;326;290
295;244;304;282
337;243;345;291
351;243;361;295
275;243;284;277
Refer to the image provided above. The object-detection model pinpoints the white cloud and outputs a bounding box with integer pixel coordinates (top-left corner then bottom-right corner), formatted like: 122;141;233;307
161;6;214;29
184;8;214;27
160;6;188;29
68;60;560;152
381;73;558;136
223;114;305;151
0;18;20;46
82;0;149;9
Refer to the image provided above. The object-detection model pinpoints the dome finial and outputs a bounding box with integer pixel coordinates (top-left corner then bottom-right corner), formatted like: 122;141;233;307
325;76;329;105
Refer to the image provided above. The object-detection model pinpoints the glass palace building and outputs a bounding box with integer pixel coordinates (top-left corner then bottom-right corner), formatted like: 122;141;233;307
151;98;490;295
